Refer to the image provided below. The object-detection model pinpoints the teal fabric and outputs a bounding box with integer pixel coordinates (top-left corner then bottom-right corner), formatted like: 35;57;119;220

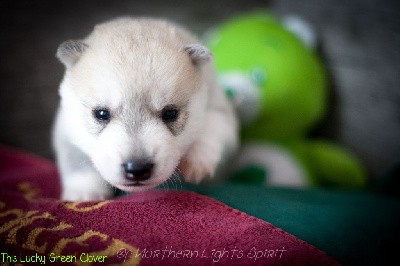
179;183;400;266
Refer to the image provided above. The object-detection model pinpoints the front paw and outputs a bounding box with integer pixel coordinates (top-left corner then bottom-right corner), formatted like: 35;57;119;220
178;144;221;184
61;173;112;201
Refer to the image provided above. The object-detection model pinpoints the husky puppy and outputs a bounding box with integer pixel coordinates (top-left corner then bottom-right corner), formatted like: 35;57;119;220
53;17;238;201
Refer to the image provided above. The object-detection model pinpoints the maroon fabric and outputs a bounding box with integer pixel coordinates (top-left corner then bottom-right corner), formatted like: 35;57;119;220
0;145;338;265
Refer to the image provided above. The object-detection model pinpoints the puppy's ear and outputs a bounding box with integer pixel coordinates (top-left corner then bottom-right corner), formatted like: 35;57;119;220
56;40;88;68
184;44;212;66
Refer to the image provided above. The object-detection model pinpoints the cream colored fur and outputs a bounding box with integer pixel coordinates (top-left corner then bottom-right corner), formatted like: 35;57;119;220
53;17;238;201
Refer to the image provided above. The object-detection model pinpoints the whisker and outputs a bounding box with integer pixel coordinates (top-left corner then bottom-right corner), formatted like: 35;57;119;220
112;186;118;196
159;180;168;191
171;169;183;190
166;176;175;191
169;175;177;190
160;175;172;191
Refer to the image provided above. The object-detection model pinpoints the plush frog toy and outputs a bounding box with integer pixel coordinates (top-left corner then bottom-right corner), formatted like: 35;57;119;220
206;11;366;187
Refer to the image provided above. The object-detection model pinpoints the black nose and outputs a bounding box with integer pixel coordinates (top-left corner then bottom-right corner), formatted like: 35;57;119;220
122;160;154;181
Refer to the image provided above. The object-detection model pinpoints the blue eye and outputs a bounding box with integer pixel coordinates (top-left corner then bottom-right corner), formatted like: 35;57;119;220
161;107;179;123
93;108;111;122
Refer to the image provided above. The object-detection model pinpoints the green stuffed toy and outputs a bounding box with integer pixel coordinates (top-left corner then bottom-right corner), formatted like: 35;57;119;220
205;11;367;188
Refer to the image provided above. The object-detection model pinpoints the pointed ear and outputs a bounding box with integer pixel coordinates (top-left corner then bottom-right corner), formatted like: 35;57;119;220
56;40;88;68
184;44;212;66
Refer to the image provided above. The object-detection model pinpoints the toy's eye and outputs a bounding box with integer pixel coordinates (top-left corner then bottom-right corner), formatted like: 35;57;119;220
161;106;179;123
251;67;267;86
225;86;237;101
93;108;111;122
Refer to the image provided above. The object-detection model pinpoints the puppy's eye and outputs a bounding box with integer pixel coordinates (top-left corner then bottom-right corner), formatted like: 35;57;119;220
161;107;179;123
93;108;111;122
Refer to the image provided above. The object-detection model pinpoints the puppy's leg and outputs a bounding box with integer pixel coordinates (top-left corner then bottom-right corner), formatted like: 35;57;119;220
53;115;112;201
180;104;238;183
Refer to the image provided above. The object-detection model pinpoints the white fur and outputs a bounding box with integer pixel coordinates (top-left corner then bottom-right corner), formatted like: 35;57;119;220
53;17;238;201
232;143;307;187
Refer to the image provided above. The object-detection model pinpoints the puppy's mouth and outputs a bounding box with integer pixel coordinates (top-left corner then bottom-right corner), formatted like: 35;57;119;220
114;180;159;192
123;181;146;187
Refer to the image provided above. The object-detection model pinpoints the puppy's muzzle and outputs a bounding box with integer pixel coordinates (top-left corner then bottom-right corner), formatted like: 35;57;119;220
122;160;154;182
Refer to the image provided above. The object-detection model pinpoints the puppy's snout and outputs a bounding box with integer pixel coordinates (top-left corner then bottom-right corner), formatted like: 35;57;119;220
122;160;154;181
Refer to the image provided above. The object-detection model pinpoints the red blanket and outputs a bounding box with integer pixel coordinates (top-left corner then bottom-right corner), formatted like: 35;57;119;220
0;145;338;265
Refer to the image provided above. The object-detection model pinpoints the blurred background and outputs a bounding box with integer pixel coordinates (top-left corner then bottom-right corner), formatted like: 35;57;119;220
0;0;399;182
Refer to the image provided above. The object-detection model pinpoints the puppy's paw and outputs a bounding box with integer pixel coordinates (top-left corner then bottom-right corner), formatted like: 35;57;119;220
61;172;112;201
178;141;221;184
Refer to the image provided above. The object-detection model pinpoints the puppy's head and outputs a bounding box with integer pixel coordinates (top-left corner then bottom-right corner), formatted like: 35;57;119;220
56;18;213;192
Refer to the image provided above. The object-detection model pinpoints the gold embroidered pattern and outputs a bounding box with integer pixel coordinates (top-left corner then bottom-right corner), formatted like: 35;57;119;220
64;201;110;212
0;184;140;265
18;182;40;201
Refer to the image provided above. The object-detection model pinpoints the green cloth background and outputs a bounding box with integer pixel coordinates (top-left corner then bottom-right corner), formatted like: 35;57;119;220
179;183;400;265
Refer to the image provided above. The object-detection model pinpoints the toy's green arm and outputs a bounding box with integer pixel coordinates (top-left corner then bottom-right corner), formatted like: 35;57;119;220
304;140;367;188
